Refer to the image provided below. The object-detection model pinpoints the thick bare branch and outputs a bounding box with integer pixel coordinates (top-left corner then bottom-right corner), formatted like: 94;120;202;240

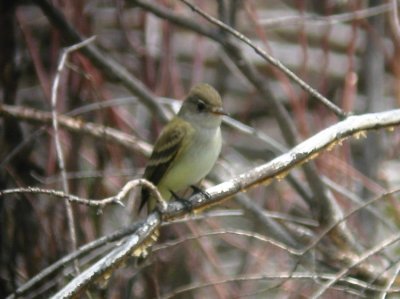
50;109;400;298
131;0;358;255
51;212;160;299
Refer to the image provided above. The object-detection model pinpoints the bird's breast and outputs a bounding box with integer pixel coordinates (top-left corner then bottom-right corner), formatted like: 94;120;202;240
159;127;222;195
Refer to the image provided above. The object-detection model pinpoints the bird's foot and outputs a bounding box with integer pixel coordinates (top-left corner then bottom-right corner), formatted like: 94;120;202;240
170;190;193;212
190;185;211;199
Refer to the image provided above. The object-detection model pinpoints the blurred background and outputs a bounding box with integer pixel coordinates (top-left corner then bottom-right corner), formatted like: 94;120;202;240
1;0;400;298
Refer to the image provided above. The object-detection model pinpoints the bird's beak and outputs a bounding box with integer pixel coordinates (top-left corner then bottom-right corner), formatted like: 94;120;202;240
210;107;229;116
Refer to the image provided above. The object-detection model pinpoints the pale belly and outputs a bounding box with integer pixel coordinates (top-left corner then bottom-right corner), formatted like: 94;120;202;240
158;128;222;199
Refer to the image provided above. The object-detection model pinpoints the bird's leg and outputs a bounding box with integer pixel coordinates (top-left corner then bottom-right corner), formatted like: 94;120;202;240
190;185;211;199
169;190;192;211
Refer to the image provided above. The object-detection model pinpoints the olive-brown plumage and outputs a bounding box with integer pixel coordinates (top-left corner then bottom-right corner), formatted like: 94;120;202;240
140;83;226;212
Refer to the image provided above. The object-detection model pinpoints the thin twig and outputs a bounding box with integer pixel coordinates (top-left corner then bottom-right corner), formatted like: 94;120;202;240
4;221;142;299
161;272;400;299
171;110;400;218
0;178;163;209
304;189;400;255
33;0;169;122
0;104;152;155
179;0;348;119
4;209;241;299
155;229;301;255
323;177;396;231
311;233;400;299
51;37;96;273
133;0;353;248
259;3;391;28
379;259;400;299
42;109;400;298
51;212;161;299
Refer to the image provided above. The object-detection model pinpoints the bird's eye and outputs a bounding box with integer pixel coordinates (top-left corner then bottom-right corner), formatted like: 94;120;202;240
196;100;207;112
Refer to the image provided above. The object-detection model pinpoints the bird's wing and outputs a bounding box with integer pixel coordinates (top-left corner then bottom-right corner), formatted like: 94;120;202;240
139;118;192;211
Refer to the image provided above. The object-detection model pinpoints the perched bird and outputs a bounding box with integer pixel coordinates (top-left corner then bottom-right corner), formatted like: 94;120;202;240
140;83;226;213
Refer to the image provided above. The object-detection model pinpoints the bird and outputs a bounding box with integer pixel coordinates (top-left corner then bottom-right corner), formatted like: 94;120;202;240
139;83;227;213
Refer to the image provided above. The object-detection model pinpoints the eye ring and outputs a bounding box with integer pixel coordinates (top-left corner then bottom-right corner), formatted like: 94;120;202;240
196;99;207;112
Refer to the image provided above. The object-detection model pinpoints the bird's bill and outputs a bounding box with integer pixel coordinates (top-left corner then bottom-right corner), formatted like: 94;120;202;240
210;107;229;116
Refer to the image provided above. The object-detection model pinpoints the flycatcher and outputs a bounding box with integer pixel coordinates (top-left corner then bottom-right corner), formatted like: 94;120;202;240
140;83;226;212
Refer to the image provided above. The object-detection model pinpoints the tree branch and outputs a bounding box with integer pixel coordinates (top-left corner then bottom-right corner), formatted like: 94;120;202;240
0;103;152;156
48;109;400;298
32;0;169;122
131;0;357;252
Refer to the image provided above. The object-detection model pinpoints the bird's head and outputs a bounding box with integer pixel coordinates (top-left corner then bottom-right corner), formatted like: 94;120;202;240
179;83;227;128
